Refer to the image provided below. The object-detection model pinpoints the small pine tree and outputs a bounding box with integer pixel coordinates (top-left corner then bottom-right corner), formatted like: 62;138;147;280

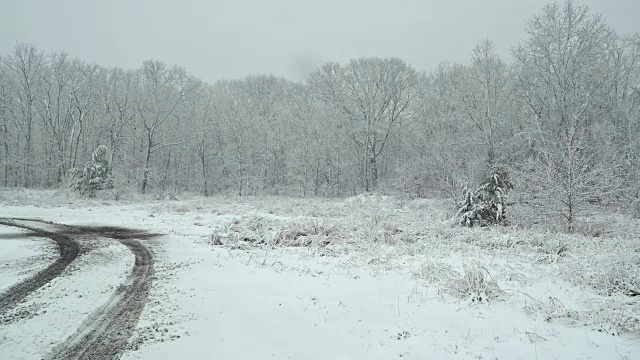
69;145;114;197
456;166;514;227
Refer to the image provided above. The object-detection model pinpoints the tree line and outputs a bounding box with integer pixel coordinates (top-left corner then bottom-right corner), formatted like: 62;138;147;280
1;1;639;225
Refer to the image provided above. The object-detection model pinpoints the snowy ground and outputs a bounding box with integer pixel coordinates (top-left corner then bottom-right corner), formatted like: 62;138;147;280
0;189;639;359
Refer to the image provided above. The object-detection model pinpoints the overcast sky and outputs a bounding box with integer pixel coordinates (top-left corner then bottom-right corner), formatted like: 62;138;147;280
1;0;638;82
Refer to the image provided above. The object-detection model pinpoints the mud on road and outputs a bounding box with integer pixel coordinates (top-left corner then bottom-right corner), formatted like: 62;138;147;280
0;218;158;360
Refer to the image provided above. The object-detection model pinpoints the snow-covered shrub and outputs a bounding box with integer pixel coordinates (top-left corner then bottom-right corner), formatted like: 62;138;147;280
69;145;114;198
456;166;514;227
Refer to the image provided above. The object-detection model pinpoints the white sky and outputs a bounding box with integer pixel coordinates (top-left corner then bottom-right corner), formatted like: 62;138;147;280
1;0;638;82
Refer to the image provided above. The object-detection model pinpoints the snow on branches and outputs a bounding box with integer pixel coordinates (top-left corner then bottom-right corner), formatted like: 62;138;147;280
456;166;514;227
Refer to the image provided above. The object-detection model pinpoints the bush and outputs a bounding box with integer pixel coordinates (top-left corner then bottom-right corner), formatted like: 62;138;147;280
456;166;514;227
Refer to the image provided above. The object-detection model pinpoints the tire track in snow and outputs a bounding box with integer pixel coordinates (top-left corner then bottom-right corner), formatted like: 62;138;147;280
48;236;155;360
0;219;80;315
0;217;157;359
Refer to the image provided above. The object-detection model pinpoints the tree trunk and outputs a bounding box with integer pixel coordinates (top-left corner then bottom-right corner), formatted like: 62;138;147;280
197;139;208;196
24;110;32;188
56;142;65;184
161;149;171;192
2;123;8;187
71;117;83;169
369;156;378;190
141;131;152;194
200;153;208;196
487;143;496;169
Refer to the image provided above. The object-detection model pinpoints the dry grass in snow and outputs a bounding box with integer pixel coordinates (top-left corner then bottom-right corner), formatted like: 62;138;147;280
439;264;505;303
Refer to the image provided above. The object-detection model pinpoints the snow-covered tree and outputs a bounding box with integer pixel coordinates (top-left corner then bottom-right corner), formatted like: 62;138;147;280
513;0;625;229
456;166;514;227
70;145;113;197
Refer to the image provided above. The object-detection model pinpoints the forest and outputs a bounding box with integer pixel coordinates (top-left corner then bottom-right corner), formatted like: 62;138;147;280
1;1;639;228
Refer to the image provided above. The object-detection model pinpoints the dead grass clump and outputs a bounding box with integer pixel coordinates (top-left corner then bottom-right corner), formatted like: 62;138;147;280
531;237;570;264
300;218;338;237
173;205;190;213
570;220;609;238
524;286;640;336
271;218;339;247
473;234;524;250
414;260;458;284
356;215;403;245
450;226;526;251
209;231;223;246
563;243;640;297
223;230;252;250
361;225;395;244
217;217;340;249
581;301;640;335
525;297;640;335
440;264;505;303
245;215;268;232
524;297;580;324
212;216;273;248
272;231;332;247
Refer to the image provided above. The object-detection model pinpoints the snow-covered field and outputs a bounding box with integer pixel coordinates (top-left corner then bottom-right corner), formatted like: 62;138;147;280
0;189;639;359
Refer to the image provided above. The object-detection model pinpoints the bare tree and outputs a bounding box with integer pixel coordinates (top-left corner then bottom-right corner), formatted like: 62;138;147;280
188;81;212;196
137;60;196;194
309;57;418;191
36;51;74;184
4;44;44;187
601;34;640;204
102;68;139;166
67;60;100;170
513;0;621;229
404;64;476;199
210;79;259;196
453;40;513;168
0;62;12;186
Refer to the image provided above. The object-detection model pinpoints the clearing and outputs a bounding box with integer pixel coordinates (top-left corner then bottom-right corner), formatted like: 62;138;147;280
0;190;638;360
